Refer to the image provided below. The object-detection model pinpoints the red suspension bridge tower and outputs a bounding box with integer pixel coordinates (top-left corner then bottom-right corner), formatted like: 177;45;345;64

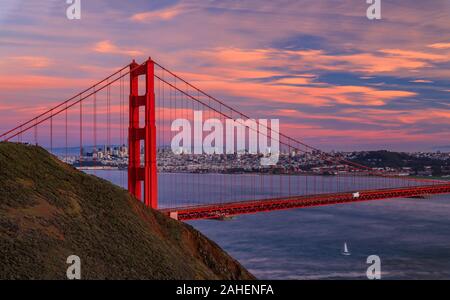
128;58;158;209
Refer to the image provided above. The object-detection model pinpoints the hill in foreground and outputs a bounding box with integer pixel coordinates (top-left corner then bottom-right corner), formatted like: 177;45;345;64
0;142;254;280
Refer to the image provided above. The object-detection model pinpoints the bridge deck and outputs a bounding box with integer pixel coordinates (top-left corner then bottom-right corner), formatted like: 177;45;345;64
161;183;450;221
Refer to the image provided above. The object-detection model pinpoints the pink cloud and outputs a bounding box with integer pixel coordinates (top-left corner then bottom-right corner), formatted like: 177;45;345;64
131;4;192;22
0;75;93;90
8;56;52;68
282;123;450;144
179;70;416;107
197;46;450;78
342;108;450;126
379;49;448;61
1;1;449;150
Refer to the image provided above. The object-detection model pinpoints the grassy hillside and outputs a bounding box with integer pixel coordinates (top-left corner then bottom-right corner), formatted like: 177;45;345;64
0;142;254;280
351;150;449;174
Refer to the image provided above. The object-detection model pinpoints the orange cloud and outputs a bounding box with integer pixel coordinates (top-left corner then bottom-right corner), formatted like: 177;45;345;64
330;86;416;106
275;77;316;85
176;68;282;83
291;49;442;73
275;109;380;125
93;40;142;57
379;49;448;61
409;79;433;83
428;42;450;49
397;110;450;125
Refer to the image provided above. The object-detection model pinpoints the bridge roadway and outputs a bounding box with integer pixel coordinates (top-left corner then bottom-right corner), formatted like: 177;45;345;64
162;183;450;221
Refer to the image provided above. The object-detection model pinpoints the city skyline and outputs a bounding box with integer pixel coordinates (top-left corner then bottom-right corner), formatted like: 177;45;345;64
0;0;449;151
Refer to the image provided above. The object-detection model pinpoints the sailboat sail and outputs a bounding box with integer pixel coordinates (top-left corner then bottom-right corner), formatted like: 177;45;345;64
342;242;351;256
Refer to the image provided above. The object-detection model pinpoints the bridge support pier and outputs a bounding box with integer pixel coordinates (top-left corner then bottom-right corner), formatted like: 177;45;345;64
128;58;158;209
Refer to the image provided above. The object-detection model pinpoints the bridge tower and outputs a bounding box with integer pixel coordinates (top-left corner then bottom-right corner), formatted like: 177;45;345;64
128;58;158;209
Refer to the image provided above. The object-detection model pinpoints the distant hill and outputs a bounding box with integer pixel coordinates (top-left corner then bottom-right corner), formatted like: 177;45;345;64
350;150;449;175
351;150;413;168
432;145;450;152
0;142;254;280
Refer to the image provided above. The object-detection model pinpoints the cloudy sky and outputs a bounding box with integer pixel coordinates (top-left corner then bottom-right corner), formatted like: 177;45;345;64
0;0;449;151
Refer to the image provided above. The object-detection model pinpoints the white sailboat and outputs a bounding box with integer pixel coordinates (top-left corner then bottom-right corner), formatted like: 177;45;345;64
342;242;351;256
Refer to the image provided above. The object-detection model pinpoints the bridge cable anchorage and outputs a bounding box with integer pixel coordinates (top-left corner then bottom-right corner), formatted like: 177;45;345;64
2;57;449;220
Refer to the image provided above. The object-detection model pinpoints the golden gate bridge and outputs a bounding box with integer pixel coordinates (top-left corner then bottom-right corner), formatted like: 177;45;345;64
1;57;450;221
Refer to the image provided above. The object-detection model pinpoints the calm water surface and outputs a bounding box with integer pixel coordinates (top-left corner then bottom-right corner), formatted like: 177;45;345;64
87;170;450;279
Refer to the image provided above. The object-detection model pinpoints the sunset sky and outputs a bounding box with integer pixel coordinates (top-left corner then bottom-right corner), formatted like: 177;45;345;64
0;0;449;151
